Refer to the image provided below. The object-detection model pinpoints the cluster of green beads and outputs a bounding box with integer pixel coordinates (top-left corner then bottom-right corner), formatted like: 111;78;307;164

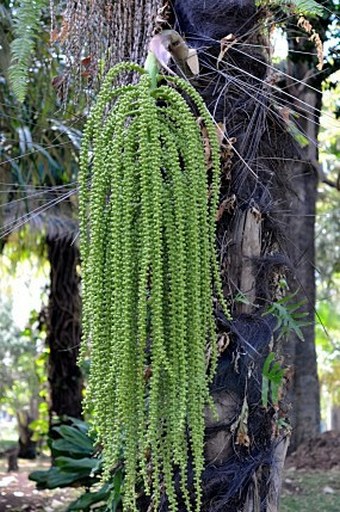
79;62;223;512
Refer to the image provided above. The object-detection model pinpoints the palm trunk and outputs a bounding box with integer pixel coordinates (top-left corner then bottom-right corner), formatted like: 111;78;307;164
46;236;83;419
186;2;292;510
147;1;291;509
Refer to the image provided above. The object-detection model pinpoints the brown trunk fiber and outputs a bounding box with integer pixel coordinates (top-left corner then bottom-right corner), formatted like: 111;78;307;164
169;2;292;510
108;1;291;509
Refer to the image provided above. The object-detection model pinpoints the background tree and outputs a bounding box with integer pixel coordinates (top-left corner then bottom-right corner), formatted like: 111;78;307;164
0;297;46;459
280;2;340;450
316;76;340;431
0;0;84;426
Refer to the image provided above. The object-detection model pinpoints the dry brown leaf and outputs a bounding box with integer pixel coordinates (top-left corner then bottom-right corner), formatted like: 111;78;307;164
216;195;236;221
50;18;70;44
217;34;237;67
197;117;212;166
216;122;225;147
297;16;323;70
250;204;262;222
186;49;199;75
236;430;250;447
217;333;231;353
235;397;250;447
143;366;152;382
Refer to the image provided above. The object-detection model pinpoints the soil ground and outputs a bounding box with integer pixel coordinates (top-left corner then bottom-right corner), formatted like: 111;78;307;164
0;431;339;511
285;430;340;471
0;459;80;512
281;431;340;512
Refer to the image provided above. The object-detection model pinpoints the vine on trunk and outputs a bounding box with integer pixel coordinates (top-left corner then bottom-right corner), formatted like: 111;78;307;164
79;61;227;511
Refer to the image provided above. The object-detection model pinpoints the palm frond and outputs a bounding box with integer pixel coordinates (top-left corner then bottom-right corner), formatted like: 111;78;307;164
1;185;78;243
9;0;49;102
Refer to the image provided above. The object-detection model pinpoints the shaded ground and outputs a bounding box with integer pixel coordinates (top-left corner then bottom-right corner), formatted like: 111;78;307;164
0;459;79;512
1;431;340;511
281;431;340;512
286;430;340;471
280;469;340;512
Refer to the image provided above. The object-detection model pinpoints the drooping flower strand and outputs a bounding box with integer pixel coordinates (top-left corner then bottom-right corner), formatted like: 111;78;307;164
79;63;229;511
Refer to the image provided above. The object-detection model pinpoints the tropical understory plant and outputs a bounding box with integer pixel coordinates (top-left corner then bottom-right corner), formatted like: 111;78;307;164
79;60;227;511
30;417;122;512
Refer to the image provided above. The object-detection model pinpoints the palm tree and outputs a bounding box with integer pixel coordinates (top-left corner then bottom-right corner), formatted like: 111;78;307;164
6;0;338;508
47;1;295;509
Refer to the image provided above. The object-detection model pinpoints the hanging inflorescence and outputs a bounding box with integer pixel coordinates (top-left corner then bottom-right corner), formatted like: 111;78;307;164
79;61;225;512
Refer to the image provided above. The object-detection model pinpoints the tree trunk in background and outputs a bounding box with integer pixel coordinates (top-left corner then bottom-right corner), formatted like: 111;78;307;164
17;409;37;459
284;159;320;450
331;407;340;431
283;41;323;451
46;237;83;419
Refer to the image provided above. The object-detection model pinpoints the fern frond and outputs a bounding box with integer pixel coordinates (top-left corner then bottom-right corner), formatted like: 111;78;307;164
9;0;49;102
287;0;324;16
258;0;324;16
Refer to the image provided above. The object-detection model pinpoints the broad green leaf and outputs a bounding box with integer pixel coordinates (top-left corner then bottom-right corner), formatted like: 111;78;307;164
55;456;100;473
30;467;80;489
53;425;94;452
52;439;93;455
66;484;112;511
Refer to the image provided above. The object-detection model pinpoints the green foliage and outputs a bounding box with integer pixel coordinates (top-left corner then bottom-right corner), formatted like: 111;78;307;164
0;298;22;401
29;419;122;512
316;300;340;353
67;482;120;512
258;0;324;16
281;0;324;16
285;118;309;147
234;291;252;305
316;301;340;406
0;295;49;452
29;407;49;442
263;292;310;341
9;0;49;102
1;1;82;232
0;299;46;412
54;424;94;453
29;422;98;488
261;352;285;408
79;62;227;511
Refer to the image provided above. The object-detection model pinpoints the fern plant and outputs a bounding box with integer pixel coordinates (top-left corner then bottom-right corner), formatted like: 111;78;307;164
79;61;227;511
261;352;285;408
257;0;324;16
263;292;310;341
9;0;49;102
